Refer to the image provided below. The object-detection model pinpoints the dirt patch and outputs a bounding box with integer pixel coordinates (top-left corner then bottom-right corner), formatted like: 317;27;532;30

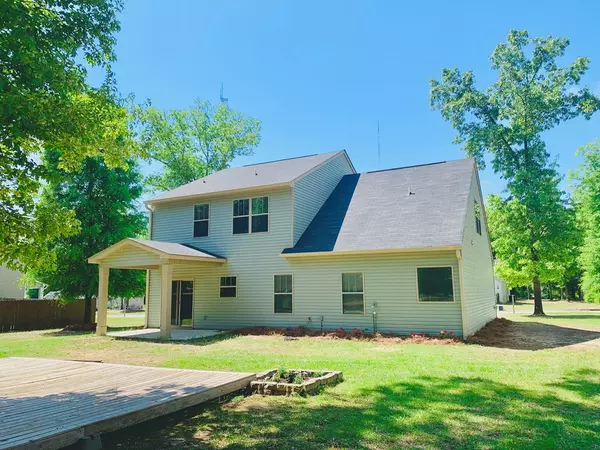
235;326;462;344
469;318;600;350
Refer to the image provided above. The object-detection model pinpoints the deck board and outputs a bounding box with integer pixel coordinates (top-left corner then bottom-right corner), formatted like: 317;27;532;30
0;358;255;450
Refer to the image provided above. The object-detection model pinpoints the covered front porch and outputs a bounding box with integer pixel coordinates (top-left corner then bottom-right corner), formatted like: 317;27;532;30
88;238;226;339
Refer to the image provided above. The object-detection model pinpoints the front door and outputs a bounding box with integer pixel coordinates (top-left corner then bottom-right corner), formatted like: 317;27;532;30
171;280;193;327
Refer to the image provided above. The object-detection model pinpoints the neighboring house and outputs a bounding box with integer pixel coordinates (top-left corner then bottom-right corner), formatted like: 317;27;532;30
494;276;510;304
0;265;45;299
89;150;496;338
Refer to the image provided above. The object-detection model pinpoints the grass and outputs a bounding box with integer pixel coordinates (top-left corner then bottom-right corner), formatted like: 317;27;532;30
104;310;145;328
500;299;599;314
508;312;600;328
2;314;600;449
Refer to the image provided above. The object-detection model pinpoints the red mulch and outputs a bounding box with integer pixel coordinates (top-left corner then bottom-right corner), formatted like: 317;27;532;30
234;326;462;344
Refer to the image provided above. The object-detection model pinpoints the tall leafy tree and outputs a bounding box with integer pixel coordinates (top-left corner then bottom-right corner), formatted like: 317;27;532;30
430;30;599;315
1;0;140;272
31;150;147;323
134;100;261;191
572;140;600;303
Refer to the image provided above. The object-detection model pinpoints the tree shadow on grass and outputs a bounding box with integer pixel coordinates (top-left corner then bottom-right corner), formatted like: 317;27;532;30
101;375;600;450
469;319;600;350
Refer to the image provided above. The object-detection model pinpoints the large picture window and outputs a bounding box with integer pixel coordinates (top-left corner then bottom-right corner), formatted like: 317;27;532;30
417;267;454;302
341;273;365;314
219;276;237;298
193;204;209;237
233;197;269;234
274;274;293;313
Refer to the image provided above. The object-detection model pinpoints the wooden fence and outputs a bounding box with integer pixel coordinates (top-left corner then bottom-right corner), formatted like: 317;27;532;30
0;298;95;332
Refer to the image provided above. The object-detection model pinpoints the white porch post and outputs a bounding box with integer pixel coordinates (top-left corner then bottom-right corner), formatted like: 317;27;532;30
96;266;109;336
160;264;173;338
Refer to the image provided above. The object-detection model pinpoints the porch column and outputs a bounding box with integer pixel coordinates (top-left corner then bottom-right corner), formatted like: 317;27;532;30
160;264;173;338
96;266;109;336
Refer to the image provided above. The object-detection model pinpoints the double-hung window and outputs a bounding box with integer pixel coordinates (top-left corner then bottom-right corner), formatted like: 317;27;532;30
219;276;237;298
474;200;482;235
233;197;268;234
341;273;365;314
417;267;454;302
232;199;250;234
274;274;293;313
193;204;209;237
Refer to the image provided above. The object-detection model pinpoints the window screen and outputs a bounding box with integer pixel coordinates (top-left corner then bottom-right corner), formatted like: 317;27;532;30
193;204;209;237
417;267;454;302
342;273;364;314
274;274;293;313
220;276;237;298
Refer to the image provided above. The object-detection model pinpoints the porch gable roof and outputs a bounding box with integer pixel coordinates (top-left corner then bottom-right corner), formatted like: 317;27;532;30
88;238;226;267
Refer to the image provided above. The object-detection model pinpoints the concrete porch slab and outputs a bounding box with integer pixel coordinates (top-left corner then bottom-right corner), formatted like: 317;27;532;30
108;328;222;340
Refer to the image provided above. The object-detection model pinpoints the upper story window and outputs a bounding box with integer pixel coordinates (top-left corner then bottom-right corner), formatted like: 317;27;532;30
233;197;269;234
474;200;482;235
193;204;209;237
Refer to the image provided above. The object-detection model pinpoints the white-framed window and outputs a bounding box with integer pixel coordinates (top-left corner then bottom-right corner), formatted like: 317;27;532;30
474;200;482;235
341;272;365;314
416;266;455;302
193;204;209;237
219;276;237;298
232;196;269;234
274;274;293;313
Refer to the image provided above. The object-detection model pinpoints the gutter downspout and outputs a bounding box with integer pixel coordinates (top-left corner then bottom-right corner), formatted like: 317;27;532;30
144;204;154;329
456;249;469;339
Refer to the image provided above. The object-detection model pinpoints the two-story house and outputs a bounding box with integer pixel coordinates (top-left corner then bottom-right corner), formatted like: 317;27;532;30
89;150;496;338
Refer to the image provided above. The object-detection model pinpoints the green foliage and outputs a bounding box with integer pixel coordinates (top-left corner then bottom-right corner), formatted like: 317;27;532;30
0;0;141;271
572;141;600;303
486;194;579;289
133;100;261;192
430;30;599;313
30;150;147;306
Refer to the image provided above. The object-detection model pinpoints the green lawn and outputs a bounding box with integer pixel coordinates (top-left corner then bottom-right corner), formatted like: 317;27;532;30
1;314;599;449
508;312;600;328
104;310;145;328
499;299;600;314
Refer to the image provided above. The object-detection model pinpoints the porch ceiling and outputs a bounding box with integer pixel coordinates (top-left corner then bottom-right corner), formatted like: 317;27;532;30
87;238;226;269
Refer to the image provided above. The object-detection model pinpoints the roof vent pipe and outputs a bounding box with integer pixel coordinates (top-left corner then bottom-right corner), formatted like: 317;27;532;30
408;187;415;196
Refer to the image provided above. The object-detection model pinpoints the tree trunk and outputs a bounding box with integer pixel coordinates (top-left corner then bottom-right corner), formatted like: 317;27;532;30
84;295;93;324
532;277;545;316
548;285;553;301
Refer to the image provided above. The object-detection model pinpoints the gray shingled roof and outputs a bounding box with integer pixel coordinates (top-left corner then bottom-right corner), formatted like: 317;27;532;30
129;239;225;260
147;151;348;204
283;159;475;254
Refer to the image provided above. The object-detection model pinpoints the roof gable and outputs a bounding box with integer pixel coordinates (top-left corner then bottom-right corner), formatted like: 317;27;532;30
147;150;351;204
283;159;476;255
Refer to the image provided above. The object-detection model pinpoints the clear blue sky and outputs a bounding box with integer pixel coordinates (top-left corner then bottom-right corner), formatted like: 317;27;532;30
105;0;600;197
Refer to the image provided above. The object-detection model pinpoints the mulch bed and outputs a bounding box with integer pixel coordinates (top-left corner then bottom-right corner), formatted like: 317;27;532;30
235;326;462;344
468;317;600;350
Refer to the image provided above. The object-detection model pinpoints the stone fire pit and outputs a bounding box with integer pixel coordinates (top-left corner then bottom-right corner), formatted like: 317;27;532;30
251;368;343;396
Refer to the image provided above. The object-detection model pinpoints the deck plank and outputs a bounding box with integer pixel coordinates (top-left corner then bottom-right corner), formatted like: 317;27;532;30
0;358;255;450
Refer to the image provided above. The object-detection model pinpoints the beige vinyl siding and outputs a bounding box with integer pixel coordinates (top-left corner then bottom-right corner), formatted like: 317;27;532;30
292;152;354;245
148;163;465;335
100;245;162;267
147;268;161;327
0;265;24;298
461;170;496;336
150;187;298;329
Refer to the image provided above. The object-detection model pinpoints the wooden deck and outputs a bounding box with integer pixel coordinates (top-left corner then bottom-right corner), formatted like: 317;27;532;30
0;357;255;450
